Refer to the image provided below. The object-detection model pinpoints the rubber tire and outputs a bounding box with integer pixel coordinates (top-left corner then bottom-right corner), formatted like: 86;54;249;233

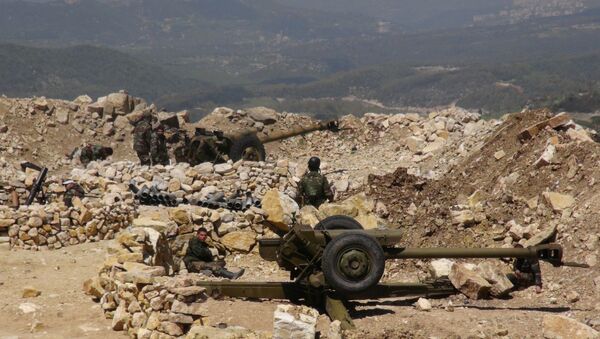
228;132;266;162
314;215;364;230
321;233;385;294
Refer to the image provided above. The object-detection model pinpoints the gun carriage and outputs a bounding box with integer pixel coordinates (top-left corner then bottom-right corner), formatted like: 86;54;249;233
195;216;579;329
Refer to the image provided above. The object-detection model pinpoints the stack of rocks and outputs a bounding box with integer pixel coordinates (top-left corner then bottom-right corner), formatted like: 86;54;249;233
85;228;212;338
73;160;299;205
2;202;137;250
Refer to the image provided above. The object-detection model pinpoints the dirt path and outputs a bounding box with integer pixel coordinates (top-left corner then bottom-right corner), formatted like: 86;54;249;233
0;242;127;339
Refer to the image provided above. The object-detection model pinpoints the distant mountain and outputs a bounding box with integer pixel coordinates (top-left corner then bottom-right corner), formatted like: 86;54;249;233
258;53;600;115
0;43;196;100
276;0;600;30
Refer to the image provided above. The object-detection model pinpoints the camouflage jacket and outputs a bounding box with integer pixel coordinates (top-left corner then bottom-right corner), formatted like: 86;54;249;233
64;184;85;207
133;120;152;153
298;171;333;207
184;238;214;264
150;132;169;165
79;144;105;165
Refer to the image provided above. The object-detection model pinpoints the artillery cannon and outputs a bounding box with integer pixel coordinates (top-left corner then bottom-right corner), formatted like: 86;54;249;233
174;120;341;165
196;216;583;329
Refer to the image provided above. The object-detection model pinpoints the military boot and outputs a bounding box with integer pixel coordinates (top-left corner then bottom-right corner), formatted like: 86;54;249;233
215;268;245;280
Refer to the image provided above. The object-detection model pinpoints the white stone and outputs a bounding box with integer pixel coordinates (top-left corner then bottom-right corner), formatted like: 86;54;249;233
273;304;319;339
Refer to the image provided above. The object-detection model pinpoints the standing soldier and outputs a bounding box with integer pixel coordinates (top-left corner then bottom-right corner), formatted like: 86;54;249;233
183;227;245;279
150;124;170;165
297;156;334;208
133;113;153;165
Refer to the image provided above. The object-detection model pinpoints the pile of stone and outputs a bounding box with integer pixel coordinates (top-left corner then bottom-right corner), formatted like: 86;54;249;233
85;227;208;338
428;259;515;300
2;201;137;250
72;160;299;207
86;227;338;339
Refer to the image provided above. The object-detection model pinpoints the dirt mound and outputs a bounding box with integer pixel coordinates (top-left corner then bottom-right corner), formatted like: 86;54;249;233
368;109;600;313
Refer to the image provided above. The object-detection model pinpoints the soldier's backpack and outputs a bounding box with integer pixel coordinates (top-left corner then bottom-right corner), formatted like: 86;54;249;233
302;172;325;201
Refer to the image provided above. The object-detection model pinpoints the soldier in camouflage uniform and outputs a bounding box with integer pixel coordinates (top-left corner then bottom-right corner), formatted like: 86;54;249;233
62;180;85;207
133;114;153;166
297;157;334;208
69;144;113;166
508;244;543;293
183;227;245;279
150;124;170;166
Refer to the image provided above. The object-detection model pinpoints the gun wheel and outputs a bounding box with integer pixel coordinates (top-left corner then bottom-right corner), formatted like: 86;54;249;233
322;233;384;294
315;215;364;230
229;132;266;162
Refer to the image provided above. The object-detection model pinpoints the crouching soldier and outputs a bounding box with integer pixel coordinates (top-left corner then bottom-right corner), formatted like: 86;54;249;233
183;227;244;279
507;244;543;293
62;180;85;207
69;144;113;166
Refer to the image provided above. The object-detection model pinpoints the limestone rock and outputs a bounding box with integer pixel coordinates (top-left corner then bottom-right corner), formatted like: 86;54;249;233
221;231;256;253
22;286;41;298
247;107;278;124
415;298;432;311
170;300;207;316
83;277;105;299
429;259;455;279
273;304;319;339
214;163;233;175
56;108;70;124
476;262;514;297
542;315;599;339
132;218;169;233
542;192;575;211
534;144;556;168
298;205;322;228
106;92;132;114
112;302;130;331
169;208;190;225
261;189;299;231
448;263;491;299
494;150;506;160
524;224;558;247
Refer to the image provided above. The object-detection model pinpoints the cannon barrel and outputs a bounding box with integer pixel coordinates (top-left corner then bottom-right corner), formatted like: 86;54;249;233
384;244;563;265
258;120;339;144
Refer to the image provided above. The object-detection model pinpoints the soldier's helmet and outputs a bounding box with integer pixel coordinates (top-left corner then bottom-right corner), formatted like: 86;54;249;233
308;157;320;171
62;179;75;186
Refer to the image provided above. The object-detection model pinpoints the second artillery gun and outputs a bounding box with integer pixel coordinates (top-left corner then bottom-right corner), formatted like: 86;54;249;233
171;119;341;165
195;215;586;329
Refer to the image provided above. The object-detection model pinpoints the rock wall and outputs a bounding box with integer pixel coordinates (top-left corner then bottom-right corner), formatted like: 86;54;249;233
2;202;137;250
85;228;241;338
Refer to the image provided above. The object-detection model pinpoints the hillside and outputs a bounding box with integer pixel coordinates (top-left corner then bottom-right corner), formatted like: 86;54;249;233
257;53;600;116
0;44;196;100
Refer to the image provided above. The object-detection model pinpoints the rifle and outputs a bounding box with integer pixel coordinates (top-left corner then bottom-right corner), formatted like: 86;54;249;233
20;162;49;205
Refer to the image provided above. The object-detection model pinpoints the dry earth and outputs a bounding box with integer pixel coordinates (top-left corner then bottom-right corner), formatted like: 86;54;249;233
1;96;600;338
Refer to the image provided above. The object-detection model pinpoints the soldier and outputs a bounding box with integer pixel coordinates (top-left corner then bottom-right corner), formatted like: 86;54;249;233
297;156;334;208
133;113;153;165
183;227;245;279
62;180;85;207
150;124;170;166
508;244;543;293
69;144;113;166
